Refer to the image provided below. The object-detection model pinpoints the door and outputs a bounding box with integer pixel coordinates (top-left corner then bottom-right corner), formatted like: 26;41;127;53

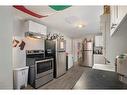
56;52;66;77
117;6;127;24
45;40;55;57
110;6;127;35
110;6;117;35
36;60;53;78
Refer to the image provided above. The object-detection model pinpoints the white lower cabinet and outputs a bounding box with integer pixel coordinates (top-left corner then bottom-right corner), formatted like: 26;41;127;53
94;54;105;64
13;66;29;89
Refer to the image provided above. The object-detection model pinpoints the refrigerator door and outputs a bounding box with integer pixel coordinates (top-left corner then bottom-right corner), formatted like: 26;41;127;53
56;52;66;77
84;42;93;50
45;40;55;57
81;50;93;67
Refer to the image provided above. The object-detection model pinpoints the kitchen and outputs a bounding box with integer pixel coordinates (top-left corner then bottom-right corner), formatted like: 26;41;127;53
1;5;127;89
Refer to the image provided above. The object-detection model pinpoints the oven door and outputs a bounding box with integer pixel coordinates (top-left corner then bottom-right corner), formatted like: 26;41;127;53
35;59;53;79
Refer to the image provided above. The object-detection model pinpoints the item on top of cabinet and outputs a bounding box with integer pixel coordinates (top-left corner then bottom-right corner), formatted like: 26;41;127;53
19;40;26;50
103;5;110;14
46;33;51;40
46;33;64;40
13;39;20;47
116;54;127;64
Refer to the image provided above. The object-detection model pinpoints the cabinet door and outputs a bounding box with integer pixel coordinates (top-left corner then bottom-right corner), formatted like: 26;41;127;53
110;6;116;25
117;6;127;24
110;6;127;36
27;20;47;35
117;58;127;76
40;24;47;35
110;6;118;35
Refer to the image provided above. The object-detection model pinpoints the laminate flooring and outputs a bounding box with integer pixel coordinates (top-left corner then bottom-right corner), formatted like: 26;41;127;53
73;67;127;89
25;64;85;89
25;64;127;89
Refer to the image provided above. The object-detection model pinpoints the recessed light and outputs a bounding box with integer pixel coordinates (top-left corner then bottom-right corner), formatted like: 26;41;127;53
77;24;85;28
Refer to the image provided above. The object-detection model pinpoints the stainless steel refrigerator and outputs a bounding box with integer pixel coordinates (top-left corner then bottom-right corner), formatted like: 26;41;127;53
80;40;93;67
45;39;66;78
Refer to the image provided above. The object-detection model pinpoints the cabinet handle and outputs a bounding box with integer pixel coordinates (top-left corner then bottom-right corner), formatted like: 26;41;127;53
111;26;115;29
112;23;117;26
111;23;117;29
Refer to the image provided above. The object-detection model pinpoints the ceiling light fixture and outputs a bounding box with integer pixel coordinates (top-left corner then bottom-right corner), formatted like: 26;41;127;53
77;24;85;28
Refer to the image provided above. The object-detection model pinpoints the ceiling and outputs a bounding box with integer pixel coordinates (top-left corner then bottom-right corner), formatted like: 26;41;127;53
14;6;103;38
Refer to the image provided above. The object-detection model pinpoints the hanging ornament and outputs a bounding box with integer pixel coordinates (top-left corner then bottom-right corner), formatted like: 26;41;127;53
19;40;26;50
49;5;71;11
13;39;19;47
13;5;48;18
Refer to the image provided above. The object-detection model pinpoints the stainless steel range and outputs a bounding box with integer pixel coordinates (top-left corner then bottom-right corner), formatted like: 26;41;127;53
26;50;54;88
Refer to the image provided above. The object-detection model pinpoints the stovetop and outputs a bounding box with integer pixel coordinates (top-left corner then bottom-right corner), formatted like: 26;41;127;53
26;50;53;61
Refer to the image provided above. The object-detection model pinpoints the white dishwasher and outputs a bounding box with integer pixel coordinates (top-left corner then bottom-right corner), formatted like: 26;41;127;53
13;66;29;89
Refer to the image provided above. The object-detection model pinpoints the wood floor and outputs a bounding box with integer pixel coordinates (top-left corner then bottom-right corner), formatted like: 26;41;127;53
25;64;127;90
25;64;85;89
73;68;127;89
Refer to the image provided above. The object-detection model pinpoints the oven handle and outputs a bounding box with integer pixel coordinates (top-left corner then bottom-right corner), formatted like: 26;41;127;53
35;58;53;63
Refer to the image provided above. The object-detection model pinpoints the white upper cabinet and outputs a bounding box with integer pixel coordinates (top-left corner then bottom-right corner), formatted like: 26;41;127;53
110;6;127;36
110;6;117;35
95;35;103;47
117;6;127;24
25;20;47;35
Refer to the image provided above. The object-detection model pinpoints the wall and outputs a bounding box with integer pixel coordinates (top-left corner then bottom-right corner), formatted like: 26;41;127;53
108;20;127;64
13;17;44;68
0;7;13;89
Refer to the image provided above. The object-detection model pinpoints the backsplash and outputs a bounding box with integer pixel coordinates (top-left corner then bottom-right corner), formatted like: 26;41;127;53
94;46;103;54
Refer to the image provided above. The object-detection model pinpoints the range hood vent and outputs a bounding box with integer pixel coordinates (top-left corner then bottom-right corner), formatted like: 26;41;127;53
25;20;47;39
25;32;46;39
